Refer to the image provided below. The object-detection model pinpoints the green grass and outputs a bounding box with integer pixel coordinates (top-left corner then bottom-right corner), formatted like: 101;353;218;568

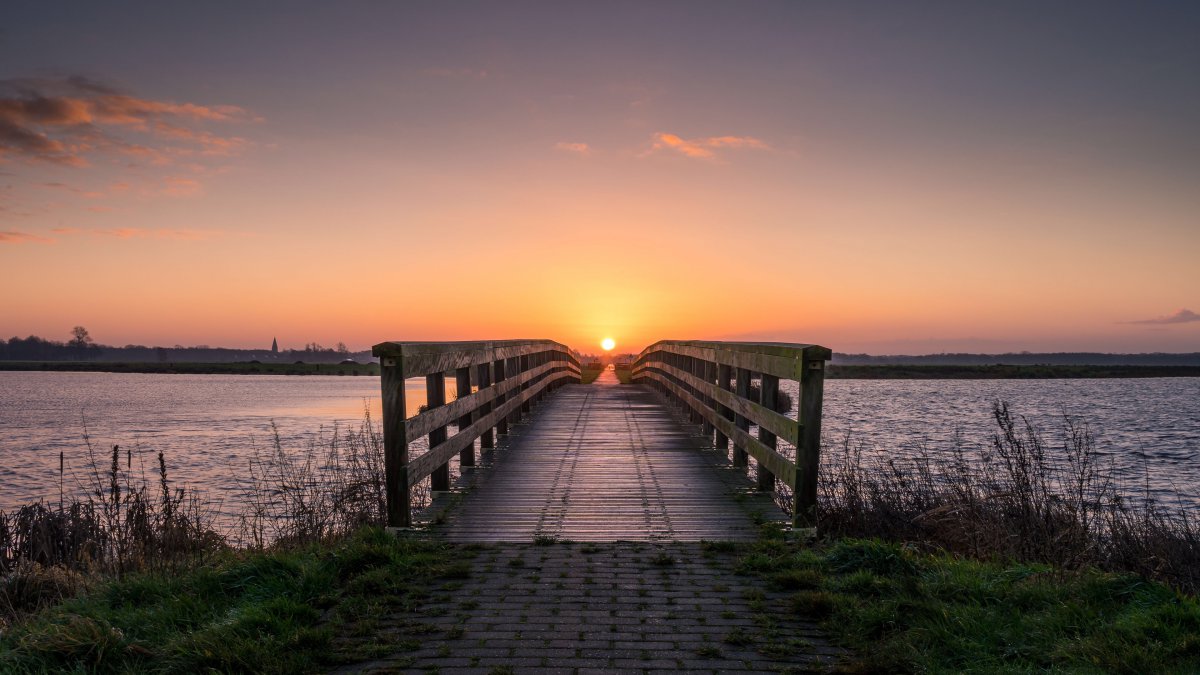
579;367;603;384
737;536;1200;673
0;527;463;673
614;367;633;384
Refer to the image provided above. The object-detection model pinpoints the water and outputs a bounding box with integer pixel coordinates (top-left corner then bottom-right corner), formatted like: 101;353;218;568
1;373;1197;518
796;378;1200;509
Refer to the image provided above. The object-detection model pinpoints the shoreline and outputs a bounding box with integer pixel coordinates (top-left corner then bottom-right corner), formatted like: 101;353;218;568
5;361;1200;379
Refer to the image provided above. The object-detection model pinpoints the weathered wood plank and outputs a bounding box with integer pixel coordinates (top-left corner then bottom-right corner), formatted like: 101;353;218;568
440;371;787;542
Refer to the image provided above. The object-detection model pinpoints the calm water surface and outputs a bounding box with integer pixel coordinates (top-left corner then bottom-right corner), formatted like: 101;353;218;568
1;373;1196;517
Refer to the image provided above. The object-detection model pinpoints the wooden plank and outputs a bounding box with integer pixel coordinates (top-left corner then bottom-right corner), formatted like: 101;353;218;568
440;375;788;542
372;340;578;378
634;340;830;382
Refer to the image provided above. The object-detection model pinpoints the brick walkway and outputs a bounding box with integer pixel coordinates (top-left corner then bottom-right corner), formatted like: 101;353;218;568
333;541;843;674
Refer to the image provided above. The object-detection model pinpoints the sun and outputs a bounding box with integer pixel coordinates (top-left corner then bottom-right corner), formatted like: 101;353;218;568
600;337;616;351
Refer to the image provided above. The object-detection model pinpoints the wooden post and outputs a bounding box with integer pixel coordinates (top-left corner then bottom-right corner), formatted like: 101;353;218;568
757;374;778;491
715;364;731;451
506;356;520;425
494;359;508;436
688;357;702;424
520;355;532;414
455;367;474;467
427;371;449;492
733;367;750;468
700;359;714;438
794;352;827;531
477;362;494;449
380;355;410;527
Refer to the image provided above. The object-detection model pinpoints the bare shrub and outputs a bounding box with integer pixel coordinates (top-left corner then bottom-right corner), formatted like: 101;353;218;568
817;400;1200;594
238;409;387;548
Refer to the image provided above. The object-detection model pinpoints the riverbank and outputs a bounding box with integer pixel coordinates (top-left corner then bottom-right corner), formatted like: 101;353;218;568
0;360;380;376
3;528;1196;673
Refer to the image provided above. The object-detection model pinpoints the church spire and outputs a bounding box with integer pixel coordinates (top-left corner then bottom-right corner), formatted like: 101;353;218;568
271;337;278;353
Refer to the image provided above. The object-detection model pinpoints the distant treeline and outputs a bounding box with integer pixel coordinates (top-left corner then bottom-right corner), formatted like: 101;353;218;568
828;364;1200;379
0;361;381;376
832;351;1200;366
0;334;375;365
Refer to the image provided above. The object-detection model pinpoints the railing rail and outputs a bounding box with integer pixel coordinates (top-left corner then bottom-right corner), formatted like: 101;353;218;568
631;340;831;532
373;340;581;527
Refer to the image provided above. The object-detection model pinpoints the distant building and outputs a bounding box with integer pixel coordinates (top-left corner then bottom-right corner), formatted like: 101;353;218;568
271;337;279;354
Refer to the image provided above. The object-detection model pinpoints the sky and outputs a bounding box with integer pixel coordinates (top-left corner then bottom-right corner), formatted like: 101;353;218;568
1;1;1198;355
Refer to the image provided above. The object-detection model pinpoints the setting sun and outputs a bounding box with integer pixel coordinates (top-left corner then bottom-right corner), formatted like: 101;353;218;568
601;338;616;351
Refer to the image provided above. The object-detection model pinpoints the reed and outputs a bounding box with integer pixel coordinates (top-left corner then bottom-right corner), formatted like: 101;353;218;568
815;400;1200;593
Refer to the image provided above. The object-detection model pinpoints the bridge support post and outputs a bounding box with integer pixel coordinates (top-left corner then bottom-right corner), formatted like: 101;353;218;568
380;356;410;528
715;364;732;452
757;374;778;491
494;359;508;436
794;354;827;531
455;367;474;467
732;368;750;468
477;363;494;450
427;372;449;492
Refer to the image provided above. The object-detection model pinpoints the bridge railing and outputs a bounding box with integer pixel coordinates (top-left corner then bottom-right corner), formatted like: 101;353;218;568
373;340;581;527
631;340;831;532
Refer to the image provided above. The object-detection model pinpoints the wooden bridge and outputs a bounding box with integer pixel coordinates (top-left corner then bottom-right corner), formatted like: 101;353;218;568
372;340;831;541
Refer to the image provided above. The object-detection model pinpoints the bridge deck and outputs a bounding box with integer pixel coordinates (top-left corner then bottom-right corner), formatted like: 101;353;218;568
437;368;787;542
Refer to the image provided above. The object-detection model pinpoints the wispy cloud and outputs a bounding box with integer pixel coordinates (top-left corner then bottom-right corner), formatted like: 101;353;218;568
0;76;256;166
0;230;53;244
1125;309;1200;325
1;225;229;245
555;141;590;155
645;132;769;160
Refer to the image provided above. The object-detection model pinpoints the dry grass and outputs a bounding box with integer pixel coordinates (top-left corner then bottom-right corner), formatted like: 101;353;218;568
816;400;1200;594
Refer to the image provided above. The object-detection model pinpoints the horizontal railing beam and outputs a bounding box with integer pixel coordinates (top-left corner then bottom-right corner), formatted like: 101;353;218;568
406;369;573;485
405;360;565;442
639;369;798;487
646;361;801;445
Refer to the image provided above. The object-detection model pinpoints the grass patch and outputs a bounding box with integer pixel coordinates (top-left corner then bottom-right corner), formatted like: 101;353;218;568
579;368;603;384
738;537;1200;673
0;527;462;673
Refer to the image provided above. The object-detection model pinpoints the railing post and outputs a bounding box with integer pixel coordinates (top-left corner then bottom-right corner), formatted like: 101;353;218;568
758;374;778;491
716;364;732;452
494;358;508;436
455;366;474;467
380;354;410;527
427;371;449;492
520;354;532;414
733;368;751;468
700;359;714;439
794;352;827;531
477;362;494;449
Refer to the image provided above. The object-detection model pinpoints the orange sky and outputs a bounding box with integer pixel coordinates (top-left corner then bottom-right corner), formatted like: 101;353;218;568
2;4;1198;354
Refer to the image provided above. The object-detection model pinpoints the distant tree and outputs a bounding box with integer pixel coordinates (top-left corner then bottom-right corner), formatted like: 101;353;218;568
68;326;100;360
336;341;349;354
69;326;93;349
